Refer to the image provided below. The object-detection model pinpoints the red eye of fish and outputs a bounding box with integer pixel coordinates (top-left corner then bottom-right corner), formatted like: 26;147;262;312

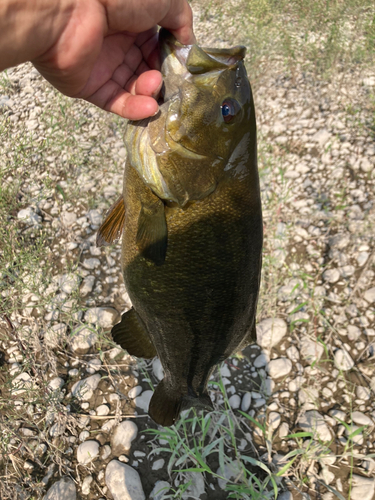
221;99;240;123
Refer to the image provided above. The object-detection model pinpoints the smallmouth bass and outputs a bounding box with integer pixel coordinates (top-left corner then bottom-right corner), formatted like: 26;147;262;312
97;29;263;426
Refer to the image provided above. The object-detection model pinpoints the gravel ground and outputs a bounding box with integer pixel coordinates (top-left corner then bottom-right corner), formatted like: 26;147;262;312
0;4;375;500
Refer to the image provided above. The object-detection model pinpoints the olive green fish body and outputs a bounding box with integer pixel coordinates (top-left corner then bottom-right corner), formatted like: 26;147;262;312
103;30;263;426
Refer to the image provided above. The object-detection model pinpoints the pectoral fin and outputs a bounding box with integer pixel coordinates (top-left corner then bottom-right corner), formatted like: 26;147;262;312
136;198;167;266
96;196;125;247
111;308;157;359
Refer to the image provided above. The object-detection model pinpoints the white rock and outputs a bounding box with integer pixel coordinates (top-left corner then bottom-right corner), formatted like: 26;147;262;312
300;337;324;364
329;409;346;422
61;211;77;228
80;275;95;296
44;477;76;500
101;444;112;460
152;358;164;381
360;158;373;173
364;287;375;304
96;405;110;416
356;386;370;400
267;358;292;379
357;252;369;266
11;372;34;395
216;461;243;489
58;273;81;294
88;209;102;226
363;76;375;86
150;480;170;500
81;475;93;495
297;411;332;441
256;318;287;349
334;349;354;371
85;307;120;329
71;374;101;401
86;358;102;373
241;392;252;412
152;459;165;471
69;326;98;354
82;258;101;270
345;424;364;445
254;353;268;368
351;411;373;427
128;386;142;399
105;460;145;500
348;325;362;341
182;471;205;499
323;268;340;283
228;394;241;409
47;377;64;391
351;475;375;500
135;390;153;412
312;129;331;147
268;412;281;431
278;422;289;438
77;441;99;464
17;207;41;226
286;345;299;362
288;376;304;392
111;421;138;455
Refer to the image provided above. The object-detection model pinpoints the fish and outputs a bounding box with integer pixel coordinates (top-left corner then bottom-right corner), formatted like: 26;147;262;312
97;29;263;427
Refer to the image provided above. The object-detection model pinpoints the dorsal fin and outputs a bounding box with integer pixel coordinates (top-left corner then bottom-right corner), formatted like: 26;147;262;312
96;196;125;247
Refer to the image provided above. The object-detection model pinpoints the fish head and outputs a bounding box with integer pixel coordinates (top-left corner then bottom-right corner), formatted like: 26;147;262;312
125;29;255;206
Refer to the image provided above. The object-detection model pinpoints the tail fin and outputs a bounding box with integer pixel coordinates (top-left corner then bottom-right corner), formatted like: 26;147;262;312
148;380;213;427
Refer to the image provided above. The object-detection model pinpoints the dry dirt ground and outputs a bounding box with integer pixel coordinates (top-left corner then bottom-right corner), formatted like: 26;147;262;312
0;2;375;500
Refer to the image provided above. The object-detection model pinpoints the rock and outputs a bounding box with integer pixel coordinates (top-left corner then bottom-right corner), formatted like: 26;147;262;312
87;209;102;226
82;258;101;270
329;409;346;422
86;358;102;373
268;412;281;431
279;422;289;438
128;386;142;399
152;459;165;471
323;268;340;283
44;323;67;346
61;211;77;228
217;461;243;489
334;349;354;371
311;129;330;147
11;372;34;395
297;411;332;441
256;318;287;349
105;460;145;500
351;475;375;500
363;76;375;86
182;471;205;498
150;480;170;500
300;337;324;364
278;493;293;500
101;444;112;460
135;390;153;412
267;358;292;379
228;394;241;409
80;275;95;296
357;252;369;266
44;477;76;500
364;287;375;304
254;353;269;367
17;207;41;226
241;392;252;412
348;325;362;341
351;411;373;427
71;374;101;400
85;307;120;329
286;345;299;362
81;475;93;495
356;386;370;399
152;358;164;381
111;421;138;455
69;326;98;354
96;404;110;416
77;441;100;464
58;273;81;294
47;377;64;391
360;158;373;173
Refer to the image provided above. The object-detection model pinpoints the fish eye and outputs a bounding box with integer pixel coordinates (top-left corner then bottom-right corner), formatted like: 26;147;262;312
221;98;240;123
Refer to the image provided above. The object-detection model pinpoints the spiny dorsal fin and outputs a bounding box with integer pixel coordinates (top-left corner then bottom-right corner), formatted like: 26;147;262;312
96;196;125;247
112;308;157;359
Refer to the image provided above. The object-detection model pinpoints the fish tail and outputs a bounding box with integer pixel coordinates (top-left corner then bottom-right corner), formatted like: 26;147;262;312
149;381;214;427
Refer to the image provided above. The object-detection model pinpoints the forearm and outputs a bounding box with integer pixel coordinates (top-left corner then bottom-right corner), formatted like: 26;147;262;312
0;0;74;71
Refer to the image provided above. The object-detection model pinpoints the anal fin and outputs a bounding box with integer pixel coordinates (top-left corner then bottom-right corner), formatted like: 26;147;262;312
136;198;167;266
111;308;157;359
96;196;125;247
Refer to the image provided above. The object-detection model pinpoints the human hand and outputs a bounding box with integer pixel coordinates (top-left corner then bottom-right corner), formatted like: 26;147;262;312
32;0;195;120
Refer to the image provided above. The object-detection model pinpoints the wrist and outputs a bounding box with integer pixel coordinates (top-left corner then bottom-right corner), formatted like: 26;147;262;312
0;0;75;71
